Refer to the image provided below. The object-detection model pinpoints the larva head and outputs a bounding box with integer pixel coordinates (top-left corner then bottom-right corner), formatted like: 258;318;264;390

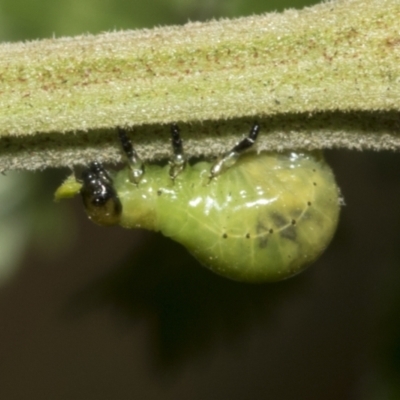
79;162;122;226
55;163;122;226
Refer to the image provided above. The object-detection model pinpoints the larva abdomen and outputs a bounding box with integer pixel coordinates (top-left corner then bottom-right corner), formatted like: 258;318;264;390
114;150;340;282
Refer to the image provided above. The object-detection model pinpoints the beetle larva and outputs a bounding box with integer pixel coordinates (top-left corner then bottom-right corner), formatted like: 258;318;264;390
55;124;341;283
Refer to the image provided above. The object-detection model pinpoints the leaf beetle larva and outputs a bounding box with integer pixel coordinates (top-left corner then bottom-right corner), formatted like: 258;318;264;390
55;124;341;283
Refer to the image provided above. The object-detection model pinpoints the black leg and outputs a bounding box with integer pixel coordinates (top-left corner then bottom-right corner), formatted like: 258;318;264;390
169;123;186;180
210;123;260;179
118;128;144;184
229;123;260;154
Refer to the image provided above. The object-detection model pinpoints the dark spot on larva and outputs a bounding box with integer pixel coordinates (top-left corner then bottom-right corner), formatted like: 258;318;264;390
306;209;325;228
313;182;317;186
222;233;228;239
307;201;312;206
290;209;303;220
269;229;274;234
291;219;296;225
255;220;269;248
246;233;251;239
157;189;162;196
258;235;268;249
313;168;316;172
270;212;288;229
300;209;313;221
280;225;297;241
256;219;268;234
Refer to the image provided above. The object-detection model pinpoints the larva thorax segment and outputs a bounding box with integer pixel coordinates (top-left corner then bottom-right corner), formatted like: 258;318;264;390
113;158;212;234
112;163;171;232
109;123;263;233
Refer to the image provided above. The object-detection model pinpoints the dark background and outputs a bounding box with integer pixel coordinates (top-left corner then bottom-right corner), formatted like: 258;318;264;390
1;0;400;398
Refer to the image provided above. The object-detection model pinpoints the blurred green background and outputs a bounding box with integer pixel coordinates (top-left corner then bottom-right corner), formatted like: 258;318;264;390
1;0;400;399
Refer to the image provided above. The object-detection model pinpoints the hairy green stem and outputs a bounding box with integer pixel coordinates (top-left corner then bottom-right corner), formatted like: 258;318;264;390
0;0;399;171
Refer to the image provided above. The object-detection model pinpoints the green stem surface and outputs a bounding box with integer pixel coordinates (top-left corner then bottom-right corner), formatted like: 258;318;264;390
0;0;399;171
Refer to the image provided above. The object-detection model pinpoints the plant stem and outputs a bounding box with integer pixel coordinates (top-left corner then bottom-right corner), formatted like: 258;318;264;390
0;0;399;171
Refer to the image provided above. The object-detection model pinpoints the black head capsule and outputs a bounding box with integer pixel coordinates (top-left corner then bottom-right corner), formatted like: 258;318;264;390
80;162;122;226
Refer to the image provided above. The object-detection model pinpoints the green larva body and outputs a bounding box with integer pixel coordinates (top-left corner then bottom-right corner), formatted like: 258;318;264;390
105;150;340;282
